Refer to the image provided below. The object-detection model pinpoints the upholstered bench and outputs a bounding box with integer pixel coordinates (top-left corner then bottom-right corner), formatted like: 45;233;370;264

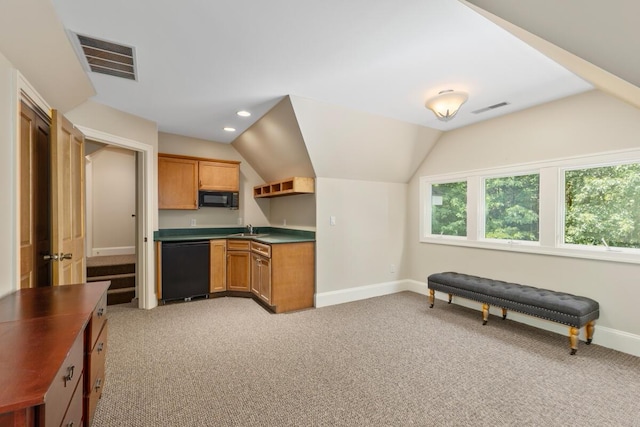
427;272;600;355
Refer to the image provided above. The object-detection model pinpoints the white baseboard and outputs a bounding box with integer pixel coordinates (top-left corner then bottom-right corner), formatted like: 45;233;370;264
92;246;135;257
315;280;408;308
316;279;640;357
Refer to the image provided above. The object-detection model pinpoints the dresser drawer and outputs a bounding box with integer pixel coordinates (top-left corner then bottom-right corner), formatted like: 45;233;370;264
84;363;105;427
250;241;271;258
87;291;107;351
45;330;84;427
60;373;83;427
87;321;108;393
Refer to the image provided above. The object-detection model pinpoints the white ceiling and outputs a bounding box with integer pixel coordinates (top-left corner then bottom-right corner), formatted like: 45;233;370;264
51;0;592;144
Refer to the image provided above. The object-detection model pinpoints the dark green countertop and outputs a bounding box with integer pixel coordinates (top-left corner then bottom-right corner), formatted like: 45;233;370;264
154;227;315;244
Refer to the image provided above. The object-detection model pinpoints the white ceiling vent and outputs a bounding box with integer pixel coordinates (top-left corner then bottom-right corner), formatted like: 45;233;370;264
472;101;510;114
73;33;137;81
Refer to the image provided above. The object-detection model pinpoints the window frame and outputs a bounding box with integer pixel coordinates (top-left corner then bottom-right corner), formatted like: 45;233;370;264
480;171;541;246
419;149;640;264
423;178;468;240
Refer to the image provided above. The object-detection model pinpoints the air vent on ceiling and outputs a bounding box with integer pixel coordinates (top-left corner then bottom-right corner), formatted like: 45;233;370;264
74;33;137;81
472;102;510;114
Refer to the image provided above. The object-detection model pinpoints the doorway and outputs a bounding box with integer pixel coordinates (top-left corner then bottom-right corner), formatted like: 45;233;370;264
85;144;138;304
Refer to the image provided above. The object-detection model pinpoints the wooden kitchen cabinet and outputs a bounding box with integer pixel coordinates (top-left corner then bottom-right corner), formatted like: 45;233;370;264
199;160;240;192
159;154;241;209
227;240;251;292
253;176;314;198
158;155;198;209
251;250;272;304
210;240;227;293
250;241;314;313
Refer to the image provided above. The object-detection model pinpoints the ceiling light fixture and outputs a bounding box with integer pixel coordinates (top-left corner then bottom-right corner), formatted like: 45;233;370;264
236;110;251;117
425;90;468;122
223;127;236;132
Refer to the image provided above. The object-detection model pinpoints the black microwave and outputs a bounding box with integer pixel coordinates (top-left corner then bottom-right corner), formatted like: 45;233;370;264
198;191;239;209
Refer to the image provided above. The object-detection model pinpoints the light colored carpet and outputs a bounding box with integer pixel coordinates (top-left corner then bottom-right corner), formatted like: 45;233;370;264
94;292;640;426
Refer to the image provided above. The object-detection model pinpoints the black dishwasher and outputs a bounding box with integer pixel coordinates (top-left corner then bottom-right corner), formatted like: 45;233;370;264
161;241;210;302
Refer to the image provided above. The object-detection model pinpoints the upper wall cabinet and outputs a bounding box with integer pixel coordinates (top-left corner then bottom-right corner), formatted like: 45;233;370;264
199;160;240;192
253;177;314;198
158;154;240;210
158;155;198;210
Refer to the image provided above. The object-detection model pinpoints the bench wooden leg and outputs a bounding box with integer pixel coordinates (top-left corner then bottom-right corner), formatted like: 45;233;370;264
569;327;579;355
429;289;435;308
448;294;452;304
482;303;490;325
501;308;507;320
586;321;595;344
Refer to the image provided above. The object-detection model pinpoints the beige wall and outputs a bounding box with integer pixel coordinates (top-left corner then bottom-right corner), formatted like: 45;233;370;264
269;194;316;231
316;178;407;294
89;147;136;254
292;96;441;183
0;51;15;298
407;90;640;336
158;132;270;229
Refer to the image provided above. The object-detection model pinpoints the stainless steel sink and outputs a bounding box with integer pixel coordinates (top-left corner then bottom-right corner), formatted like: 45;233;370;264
227;233;268;238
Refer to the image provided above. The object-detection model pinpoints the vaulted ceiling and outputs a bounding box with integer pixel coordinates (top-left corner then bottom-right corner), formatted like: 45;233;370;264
47;0;594;143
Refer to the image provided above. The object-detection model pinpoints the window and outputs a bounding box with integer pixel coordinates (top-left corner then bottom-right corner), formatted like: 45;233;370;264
419;149;640;263
431;181;467;237
484;174;539;241
564;163;640;249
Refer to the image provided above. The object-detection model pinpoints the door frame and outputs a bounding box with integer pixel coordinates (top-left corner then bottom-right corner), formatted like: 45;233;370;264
76;126;156;310
14;71;156;309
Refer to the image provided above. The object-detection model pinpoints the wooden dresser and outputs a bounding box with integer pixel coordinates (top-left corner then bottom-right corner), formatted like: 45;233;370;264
0;281;110;427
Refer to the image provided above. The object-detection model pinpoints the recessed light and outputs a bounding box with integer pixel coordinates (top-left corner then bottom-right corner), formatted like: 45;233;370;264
236;110;251;117
223;127;236;132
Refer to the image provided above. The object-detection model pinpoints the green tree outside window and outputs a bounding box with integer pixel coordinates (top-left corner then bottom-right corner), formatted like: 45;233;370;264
485;174;539;241
565;164;640;248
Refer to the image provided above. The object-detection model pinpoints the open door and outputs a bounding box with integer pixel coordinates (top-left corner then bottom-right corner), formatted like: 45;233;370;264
51;110;86;286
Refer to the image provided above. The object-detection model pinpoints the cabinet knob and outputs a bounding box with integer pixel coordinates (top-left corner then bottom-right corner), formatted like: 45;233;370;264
97;307;105;317
97;342;104;353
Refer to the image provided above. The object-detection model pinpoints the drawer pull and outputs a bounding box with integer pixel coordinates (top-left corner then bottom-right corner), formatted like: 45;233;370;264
97;342;104;353
63;365;75;387
94;378;102;392
97;307;105;317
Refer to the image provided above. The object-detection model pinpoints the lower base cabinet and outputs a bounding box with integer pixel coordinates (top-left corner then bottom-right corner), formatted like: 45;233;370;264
227;240;251;292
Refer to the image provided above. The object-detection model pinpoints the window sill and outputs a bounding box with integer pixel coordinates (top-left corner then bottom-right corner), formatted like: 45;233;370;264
420;237;640;265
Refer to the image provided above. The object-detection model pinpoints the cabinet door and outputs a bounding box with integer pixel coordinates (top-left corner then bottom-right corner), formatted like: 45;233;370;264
158;156;198;209
227;251;250;292
199;161;239;192
250;255;261;296
259;257;272;304
210;240;227;292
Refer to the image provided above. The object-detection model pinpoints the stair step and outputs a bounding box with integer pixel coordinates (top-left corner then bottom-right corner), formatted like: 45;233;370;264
108;287;135;294
87;273;135;282
87;263;135;277
107;289;135;305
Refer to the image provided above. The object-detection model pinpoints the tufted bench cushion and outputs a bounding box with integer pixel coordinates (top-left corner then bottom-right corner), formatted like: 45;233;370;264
427;272;600;354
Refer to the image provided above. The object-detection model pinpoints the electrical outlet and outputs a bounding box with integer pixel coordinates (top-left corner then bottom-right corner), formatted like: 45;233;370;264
390;264;396;273
238;217;243;225
330;216;336;226
190;218;196;227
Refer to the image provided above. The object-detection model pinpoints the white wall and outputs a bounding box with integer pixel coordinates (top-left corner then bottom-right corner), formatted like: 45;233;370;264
407;90;640;345
89;146;136;255
316;178;407;295
0;51;15;298
158;132;270;229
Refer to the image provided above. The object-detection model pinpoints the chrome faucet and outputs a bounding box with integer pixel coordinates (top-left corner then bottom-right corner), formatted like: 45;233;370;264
247;224;254;234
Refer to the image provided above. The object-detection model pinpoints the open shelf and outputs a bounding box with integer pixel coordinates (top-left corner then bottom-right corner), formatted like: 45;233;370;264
253;177;315;198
